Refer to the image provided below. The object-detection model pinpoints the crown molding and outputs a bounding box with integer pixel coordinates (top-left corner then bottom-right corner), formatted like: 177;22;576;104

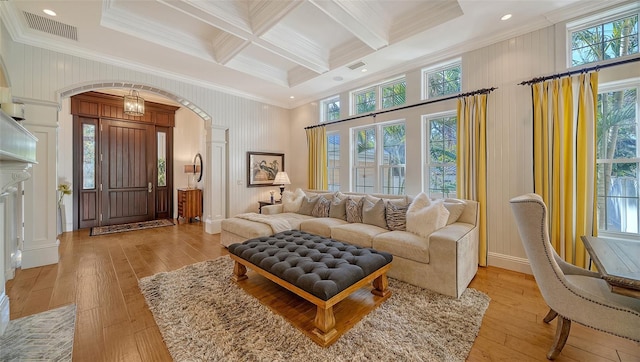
249;0;303;36
227;54;289;87
390;0;463;43
100;2;215;63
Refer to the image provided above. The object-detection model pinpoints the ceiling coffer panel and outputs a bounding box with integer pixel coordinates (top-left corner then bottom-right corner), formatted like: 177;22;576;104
23;11;78;41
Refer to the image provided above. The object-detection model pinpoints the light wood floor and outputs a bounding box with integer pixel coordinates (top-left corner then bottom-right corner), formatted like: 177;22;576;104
5;222;640;361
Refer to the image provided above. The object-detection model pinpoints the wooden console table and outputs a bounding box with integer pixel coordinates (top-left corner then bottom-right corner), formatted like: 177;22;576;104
177;188;202;223
258;199;281;213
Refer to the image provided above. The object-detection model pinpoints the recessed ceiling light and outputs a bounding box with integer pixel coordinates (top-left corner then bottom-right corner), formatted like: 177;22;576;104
333;76;344;82
43;9;57;16
289;96;295;99
501;14;512;21
361;68;368;73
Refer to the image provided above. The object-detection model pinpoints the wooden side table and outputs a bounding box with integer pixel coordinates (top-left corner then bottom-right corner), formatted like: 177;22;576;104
178;188;202;223
258;200;281;214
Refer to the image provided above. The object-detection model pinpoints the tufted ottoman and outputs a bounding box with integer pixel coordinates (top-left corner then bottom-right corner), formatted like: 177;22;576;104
228;230;393;346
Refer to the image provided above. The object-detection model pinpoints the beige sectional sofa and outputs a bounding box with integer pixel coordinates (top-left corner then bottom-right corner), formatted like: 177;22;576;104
221;190;479;298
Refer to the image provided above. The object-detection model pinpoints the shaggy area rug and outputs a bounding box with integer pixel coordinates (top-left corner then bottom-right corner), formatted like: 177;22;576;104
139;256;489;362
90;219;174;236
0;304;76;361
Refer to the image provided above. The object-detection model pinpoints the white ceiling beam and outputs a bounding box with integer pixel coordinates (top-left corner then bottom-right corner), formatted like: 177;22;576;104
159;0;327;74
249;0;304;36
212;33;250;65
309;0;389;50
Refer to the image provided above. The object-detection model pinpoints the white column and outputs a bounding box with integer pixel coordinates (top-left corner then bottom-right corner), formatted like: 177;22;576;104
21;104;59;269
204;124;227;234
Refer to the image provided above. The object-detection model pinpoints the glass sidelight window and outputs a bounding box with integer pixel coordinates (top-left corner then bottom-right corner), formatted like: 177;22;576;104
157;131;167;187
82;124;96;189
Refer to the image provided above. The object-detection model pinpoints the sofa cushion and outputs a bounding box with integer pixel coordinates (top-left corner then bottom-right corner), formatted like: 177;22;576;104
330;223;388;248
299;195;319;216
362;196;387;229
300;217;349;237
271;213;315;230
406;193;449;238
311;197;331;217
345;197;364;223
282;188;306;213
385;202;409;231
443;199;466;225
373;230;429;264
329;192;347;220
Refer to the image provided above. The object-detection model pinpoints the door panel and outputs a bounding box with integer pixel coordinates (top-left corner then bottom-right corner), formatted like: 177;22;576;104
101;119;155;225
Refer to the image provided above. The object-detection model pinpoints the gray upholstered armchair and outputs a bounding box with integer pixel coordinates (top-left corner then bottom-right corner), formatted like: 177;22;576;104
509;193;640;360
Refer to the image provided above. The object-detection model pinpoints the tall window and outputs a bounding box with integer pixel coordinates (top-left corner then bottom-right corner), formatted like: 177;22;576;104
424;113;457;198
570;13;638;67
321;96;340;122
423;61;461;99
353;127;376;193
381;124;406;194
351;78;406;115
596;83;639;237
327;132;340;191
352;122;406;194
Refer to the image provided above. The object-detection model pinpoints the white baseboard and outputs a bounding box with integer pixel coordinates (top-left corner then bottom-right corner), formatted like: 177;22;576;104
0;292;9;336
487;252;532;275
21;242;59;269
205;218;222;234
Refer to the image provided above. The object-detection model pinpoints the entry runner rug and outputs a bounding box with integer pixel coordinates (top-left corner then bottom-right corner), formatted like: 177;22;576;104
90;219;174;236
139;256;490;361
0;304;76;361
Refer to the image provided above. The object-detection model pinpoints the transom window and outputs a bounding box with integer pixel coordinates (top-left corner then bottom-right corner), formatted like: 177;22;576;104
351;78;406;115
424;113;457;198
320;96;340;123
570;12;638;67
352;122;406;194
423;61;462;99
596;82;639;237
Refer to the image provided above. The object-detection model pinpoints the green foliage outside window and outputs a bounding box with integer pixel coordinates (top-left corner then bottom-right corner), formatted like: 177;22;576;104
428;65;461;98
381;81;406;109
571;14;638;66
354;89;376;115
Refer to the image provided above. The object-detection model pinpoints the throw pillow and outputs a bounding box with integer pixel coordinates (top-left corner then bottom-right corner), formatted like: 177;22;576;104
385;202;409;231
311;197;331;218
406;193;450;238
443;199;466;225
329;192;347;220
298;195;319;216
282;188;305;213
345;197;363;223
362;196;387;229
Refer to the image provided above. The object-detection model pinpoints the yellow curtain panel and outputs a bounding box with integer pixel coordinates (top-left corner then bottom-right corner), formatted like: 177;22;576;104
531;73;598;268
457;94;488;267
306;126;328;190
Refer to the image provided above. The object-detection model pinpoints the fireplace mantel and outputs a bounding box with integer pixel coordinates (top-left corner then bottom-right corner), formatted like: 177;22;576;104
0;109;38;336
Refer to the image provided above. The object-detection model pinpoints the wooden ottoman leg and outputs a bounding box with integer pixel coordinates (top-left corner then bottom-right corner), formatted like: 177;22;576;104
371;273;390;297
232;261;248;282
313;305;338;345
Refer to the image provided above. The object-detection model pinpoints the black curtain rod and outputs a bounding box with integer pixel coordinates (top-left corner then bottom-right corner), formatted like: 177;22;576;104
304;87;497;130
519;56;640;86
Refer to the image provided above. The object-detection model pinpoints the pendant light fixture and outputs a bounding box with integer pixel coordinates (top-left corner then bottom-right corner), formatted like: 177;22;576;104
124;89;145;116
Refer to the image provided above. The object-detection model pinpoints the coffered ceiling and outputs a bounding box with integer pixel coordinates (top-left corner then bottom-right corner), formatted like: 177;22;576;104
0;0;628;108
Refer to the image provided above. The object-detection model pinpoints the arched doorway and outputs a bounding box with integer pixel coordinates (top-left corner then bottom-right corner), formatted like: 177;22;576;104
57;83;227;233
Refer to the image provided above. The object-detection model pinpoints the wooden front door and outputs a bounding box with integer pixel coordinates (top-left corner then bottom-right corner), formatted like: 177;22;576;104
100;119;155;225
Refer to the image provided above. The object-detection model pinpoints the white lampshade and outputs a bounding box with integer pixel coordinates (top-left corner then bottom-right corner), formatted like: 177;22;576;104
273;171;290;185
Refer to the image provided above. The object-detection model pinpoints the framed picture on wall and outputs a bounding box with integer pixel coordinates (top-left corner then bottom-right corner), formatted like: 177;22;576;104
247;152;284;187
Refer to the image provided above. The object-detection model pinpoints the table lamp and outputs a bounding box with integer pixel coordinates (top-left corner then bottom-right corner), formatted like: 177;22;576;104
272;171;291;200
